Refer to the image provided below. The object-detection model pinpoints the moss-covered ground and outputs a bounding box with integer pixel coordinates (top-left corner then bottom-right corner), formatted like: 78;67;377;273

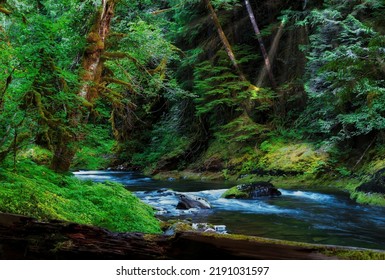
0;159;161;233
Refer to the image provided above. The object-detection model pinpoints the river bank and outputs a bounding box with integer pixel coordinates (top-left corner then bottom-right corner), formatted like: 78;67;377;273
150;169;385;207
74;170;385;251
2;162;385;258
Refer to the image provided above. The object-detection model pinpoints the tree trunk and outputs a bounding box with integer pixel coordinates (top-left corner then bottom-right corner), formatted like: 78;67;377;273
204;0;246;81
244;0;276;88
0;213;349;260
79;0;116;102
50;134;76;173
50;0;117;172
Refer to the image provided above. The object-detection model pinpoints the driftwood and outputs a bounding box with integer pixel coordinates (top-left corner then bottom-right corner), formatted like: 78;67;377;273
0;213;382;260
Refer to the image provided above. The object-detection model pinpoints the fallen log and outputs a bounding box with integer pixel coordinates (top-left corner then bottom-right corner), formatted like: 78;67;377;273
1;213;384;260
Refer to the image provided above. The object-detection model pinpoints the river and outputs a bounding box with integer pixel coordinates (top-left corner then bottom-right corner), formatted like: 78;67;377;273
73;170;385;250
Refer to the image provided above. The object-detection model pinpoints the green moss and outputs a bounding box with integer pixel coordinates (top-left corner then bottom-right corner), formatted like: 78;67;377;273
192;137;259;175
86;32;101;43
350;191;385;207
321;248;385;260
18;146;53;165
215;114;269;144
258;141;329;174
0;160;161;233
360;151;385;174
221;186;248;198
172;222;194;232
202;233;385;260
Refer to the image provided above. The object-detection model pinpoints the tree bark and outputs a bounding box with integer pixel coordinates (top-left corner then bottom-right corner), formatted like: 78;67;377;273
0;212;353;260
244;0;276;88
79;0;116;102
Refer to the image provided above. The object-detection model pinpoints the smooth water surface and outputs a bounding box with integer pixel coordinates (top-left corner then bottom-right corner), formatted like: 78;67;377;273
74;170;385;250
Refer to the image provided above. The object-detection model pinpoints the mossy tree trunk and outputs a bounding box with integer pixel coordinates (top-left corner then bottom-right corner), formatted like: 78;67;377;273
51;0;117;172
79;0;116;102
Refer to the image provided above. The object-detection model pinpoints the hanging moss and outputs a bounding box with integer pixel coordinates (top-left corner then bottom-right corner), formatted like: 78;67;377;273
31;91;60;127
85;40;105;54
86;32;101;43
0;7;12;15
103;77;135;92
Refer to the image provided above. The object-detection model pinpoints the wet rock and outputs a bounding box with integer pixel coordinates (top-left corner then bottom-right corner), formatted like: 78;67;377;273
176;194;211;209
356;169;385;194
222;182;281;199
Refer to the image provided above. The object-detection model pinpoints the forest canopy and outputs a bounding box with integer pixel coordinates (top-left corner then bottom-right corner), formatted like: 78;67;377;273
0;0;384;184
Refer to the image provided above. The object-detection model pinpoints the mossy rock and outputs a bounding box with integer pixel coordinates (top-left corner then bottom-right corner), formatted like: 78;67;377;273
176;193;211;209
222;182;281;199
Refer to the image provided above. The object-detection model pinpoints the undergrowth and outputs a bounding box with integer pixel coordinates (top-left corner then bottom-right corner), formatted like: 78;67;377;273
350;191;385;207
72;124;116;170
0;160;161;233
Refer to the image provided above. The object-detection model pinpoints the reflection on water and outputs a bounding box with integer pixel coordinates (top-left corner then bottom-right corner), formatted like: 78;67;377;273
74;170;385;250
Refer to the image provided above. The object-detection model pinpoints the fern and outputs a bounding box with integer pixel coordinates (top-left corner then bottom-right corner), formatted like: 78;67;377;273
298;6;385;142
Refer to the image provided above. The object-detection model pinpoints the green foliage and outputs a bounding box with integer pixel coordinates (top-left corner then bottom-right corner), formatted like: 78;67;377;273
3;0;385;216
298;6;385;142
131;105;192;170
0;0;91;167
335;166;352;177
215;114;269;143
211;0;242;10
17;145;53;165
193;48;260;120
105;1;191;155
0;160;161;233
72;125;116;170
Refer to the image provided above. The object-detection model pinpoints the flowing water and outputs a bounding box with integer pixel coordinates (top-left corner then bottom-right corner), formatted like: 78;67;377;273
74;170;385;250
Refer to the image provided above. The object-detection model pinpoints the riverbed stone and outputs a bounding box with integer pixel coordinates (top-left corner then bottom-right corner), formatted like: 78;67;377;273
176;194;211;209
222;182;281;199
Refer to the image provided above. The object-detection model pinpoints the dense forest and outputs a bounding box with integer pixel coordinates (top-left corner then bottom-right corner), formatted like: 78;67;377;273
1;0;385;257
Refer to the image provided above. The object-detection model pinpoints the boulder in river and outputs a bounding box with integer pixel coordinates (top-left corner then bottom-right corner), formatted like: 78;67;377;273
222;182;281;199
356;168;385;194
176;194;211;210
